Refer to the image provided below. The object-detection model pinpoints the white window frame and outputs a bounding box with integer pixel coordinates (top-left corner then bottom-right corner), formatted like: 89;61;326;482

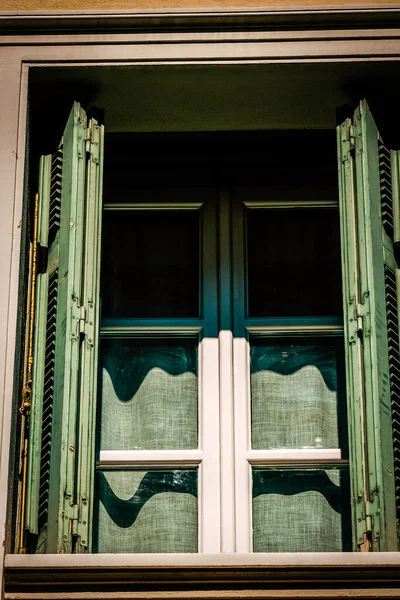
2;6;400;591
231;197;347;552
98;197;221;553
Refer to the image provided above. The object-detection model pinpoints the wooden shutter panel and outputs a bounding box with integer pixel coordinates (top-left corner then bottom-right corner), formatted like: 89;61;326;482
337;117;366;551
25;102;92;553
391;149;400;524
25;153;54;541
338;100;398;551
73;118;104;552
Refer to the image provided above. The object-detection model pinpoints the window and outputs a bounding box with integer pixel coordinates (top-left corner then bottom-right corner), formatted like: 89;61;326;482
18;99;400;555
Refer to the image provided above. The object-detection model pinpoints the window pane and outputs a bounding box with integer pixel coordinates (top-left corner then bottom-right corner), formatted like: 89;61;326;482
252;468;351;552
251;338;346;450
94;469;198;553
101;210;200;318
98;339;198;450
247;208;342;317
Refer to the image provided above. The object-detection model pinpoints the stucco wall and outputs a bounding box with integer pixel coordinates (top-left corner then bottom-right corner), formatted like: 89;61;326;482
2;0;400;10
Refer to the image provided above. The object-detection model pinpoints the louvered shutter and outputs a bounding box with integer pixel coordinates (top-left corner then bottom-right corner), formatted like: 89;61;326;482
25;153;54;542
25;102;104;553
338;100;398;551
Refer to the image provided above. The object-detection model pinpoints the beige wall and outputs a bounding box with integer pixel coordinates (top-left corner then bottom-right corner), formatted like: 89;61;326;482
1;0;400;11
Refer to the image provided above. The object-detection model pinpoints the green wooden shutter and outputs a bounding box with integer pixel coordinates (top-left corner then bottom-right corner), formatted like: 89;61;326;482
25;153;53;542
73;118;104;553
338;100;398;551
25;102;105;553
337;117;367;551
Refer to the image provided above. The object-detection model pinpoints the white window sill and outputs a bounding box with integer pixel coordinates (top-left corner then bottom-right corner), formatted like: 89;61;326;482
6;553;400;600
6;552;400;568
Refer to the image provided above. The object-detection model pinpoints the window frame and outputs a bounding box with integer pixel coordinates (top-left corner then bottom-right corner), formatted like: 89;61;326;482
97;195;221;553
2;7;400;594
231;195;348;552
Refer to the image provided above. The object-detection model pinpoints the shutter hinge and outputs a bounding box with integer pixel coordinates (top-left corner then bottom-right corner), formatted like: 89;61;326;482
357;299;371;338
359;495;380;552
349;123;356;151
85;123;99;165
70;298;94;345
71;300;84;339
79;305;86;334
341;119;355;162
85;126;92;154
349;299;370;343
71;501;89;551
359;515;374;552
356;303;364;337
70;300;87;339
71;503;82;542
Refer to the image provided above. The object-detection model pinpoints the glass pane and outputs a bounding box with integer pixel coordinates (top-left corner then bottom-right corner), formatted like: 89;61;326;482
252;468;351;552
99;339;198;450
94;469;198;553
251;338;346;450
247;208;342;317
101;210;200;318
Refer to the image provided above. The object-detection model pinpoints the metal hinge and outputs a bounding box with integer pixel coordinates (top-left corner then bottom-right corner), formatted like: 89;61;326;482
349;299;370;343
70;501;89;551
70;300;89;339
71;298;95;345
349;123;356;151
341;119;355;162
359;514;374;552
85;126;92;154
85;123;99;165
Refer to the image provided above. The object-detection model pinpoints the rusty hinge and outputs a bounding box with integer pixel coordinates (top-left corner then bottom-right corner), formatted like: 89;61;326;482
359;515;373;552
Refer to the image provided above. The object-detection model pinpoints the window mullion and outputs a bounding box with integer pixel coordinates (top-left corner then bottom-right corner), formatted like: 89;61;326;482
198;196;221;553
217;189;236;553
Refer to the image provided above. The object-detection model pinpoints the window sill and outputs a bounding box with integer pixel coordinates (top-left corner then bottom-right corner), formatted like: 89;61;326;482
5;553;400;599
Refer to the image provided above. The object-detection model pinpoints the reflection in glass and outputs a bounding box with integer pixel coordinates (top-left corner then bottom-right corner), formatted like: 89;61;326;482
252;468;351;552
247;208;342;317
101;210;200;318
99;339;198;450
251;339;346;450
94;469;198;553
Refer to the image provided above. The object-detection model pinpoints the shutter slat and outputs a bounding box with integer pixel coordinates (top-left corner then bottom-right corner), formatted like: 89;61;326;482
379;141;394;239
